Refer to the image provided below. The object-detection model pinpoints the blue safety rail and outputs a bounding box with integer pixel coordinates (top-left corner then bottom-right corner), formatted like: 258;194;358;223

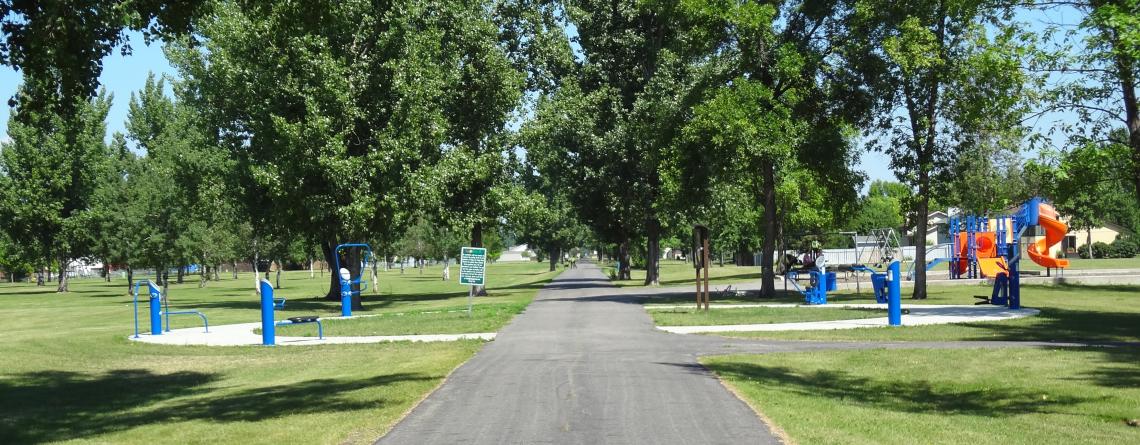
334;243;374;317
131;280;155;338
163;310;210;333
275;318;324;339
132;280;208;336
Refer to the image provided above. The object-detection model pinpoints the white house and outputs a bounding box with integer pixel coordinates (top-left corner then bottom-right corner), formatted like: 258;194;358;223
498;244;535;262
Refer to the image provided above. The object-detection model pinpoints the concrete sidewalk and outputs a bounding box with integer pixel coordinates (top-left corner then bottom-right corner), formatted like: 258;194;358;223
128;316;495;346
653;304;1039;334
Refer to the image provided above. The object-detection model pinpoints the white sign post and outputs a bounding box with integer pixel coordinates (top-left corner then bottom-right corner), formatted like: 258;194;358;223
459;247;487;317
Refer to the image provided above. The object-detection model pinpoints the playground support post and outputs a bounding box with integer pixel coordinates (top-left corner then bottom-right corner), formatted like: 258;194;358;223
149;284;162;335
339;267;352;317
260;279;275;346
888;261;902;326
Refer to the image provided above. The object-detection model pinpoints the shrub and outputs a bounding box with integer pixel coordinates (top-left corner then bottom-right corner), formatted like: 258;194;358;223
1111;236;1138;258
1078;242;1113;259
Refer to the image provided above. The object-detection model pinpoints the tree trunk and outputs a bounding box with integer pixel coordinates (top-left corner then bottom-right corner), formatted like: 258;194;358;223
105;262;111;282
371;256;379;294
645;217;661;285
126;266;133;293
548;244;559;271
176;265;184;284
250;257;260;293
419;258;424;274
619;238;632;280
309;256;314;279
232;260;238;279
199;264;208;288
760;162;777;298
322;240;340;299
1087;228;1093;259
56;258;69;293
913;185;930;299
442;258;450;281
275;259;282;289
213;264;220;281
471;222;487;295
1111;42;1140;205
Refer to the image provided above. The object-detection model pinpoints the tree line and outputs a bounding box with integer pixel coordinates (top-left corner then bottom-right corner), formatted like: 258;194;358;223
1;0;1137;300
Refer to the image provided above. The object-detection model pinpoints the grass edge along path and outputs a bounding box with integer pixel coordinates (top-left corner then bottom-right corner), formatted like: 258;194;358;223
648;306;884;327
703;347;1140;445
707;283;1140;343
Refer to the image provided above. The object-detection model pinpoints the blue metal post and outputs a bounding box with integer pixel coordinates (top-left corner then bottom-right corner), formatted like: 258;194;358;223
260;279;275;346
340;271;352;317
148;282;162;335
888;261;902;326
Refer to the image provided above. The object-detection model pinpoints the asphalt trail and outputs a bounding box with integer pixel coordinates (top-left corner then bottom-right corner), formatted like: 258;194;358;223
376;261;1098;445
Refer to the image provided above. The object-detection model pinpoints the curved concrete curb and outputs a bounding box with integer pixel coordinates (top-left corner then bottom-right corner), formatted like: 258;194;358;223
128;319;495;346
655;304;1040;334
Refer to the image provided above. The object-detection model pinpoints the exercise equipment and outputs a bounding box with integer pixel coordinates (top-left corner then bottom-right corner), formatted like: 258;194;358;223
852;261;904;326
786;269;837;305
259;279;323;346
131;280;209;338
333;243;374;317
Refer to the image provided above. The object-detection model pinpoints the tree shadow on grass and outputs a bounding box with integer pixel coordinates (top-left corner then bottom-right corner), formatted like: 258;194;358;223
0;369;433;444
952;307;1140;343
699;361;1090;417
0;369;217;444
1073;346;1140;389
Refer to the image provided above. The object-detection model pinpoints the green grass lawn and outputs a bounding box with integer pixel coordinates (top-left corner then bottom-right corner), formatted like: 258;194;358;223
0;261;555;444
648;306;883;326
272;262;557;336
710;283;1140;343
271;303;526;336
601;259;759;287
704;347;1140;445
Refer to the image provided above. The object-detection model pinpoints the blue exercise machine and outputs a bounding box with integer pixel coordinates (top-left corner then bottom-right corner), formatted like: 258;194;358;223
333;243;373;317
851;261;904;326
131;279;209;338
785;269;837;305
259;278;323;346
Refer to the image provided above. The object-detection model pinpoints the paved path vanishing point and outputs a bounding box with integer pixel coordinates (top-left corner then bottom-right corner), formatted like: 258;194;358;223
376;261;1084;445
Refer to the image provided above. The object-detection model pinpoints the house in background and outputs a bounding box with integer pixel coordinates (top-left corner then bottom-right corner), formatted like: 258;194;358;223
498;244;535;262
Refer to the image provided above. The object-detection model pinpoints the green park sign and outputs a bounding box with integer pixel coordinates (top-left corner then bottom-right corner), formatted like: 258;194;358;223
460;247;487;286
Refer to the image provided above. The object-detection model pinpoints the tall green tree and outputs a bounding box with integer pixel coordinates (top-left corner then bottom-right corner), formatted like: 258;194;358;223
0;90;112;292
678;0;866;296
169;1;520;304
0;0;204;117
854;0;1034;298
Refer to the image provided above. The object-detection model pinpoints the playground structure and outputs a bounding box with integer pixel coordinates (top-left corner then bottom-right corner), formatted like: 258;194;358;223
948;197;1070;309
131;280;209;338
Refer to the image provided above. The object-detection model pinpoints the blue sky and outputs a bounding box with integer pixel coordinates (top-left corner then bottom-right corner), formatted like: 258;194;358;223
0;31;179;147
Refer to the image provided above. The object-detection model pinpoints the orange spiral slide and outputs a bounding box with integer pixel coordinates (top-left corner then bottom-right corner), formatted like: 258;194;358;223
1027;203;1071;269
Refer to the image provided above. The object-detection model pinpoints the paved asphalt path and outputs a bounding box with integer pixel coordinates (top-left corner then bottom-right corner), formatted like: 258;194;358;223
376;261;1086;445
